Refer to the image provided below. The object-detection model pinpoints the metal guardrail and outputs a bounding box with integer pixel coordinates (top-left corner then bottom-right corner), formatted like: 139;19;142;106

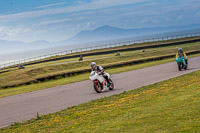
1;32;200;69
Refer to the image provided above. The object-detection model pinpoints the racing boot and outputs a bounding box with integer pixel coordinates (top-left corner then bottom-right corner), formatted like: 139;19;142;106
104;75;111;87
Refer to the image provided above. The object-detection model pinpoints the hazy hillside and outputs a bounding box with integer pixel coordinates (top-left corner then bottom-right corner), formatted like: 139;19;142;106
60;24;200;44
1;24;200;56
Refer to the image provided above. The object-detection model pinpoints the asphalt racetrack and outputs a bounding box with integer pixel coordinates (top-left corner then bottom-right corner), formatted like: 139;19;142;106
0;56;200;128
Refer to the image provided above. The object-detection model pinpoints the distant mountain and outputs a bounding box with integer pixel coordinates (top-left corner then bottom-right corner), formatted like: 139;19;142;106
60;24;200;44
1;24;200;55
68;25;135;42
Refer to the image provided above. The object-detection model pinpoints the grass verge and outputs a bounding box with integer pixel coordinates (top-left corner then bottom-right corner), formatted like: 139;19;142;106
0;53;200;98
1;36;200;71
1;69;200;132
0;42;200;88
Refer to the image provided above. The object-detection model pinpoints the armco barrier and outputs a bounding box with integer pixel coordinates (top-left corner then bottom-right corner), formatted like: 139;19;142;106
0;32;200;69
3;36;200;70
1;49;200;89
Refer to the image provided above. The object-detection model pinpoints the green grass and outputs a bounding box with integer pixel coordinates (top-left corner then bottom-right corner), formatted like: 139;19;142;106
1;36;200;72
0;42;200;89
1;69;200;132
0;53;200;98
3;40;200;71
22;41;200;69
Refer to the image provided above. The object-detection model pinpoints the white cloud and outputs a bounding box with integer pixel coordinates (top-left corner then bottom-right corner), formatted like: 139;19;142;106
0;0;150;22
35;17;87;26
84;0;149;9
86;21;96;28
35;2;67;9
140;18;149;23
0;0;199;25
0;27;30;38
0;0;199;42
178;15;183;20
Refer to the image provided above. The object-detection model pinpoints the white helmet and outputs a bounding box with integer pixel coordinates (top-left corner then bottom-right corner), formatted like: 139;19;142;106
178;48;183;52
91;62;96;68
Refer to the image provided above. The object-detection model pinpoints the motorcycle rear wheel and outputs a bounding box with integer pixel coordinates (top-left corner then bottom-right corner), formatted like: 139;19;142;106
184;64;188;70
109;79;114;90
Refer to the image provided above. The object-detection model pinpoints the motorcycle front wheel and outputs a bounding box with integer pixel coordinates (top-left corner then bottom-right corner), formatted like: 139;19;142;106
178;62;182;71
109;79;114;90
93;80;103;93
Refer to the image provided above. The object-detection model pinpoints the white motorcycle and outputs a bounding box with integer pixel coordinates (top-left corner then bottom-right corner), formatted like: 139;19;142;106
89;71;114;93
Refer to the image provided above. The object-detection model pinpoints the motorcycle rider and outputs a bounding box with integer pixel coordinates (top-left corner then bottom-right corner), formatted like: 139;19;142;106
176;48;188;65
90;62;111;86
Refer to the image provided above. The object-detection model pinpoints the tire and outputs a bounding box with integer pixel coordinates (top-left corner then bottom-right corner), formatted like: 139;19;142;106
184;64;188;70
178;62;182;71
184;59;188;70
109;79;114;90
93;80;103;93
186;59;188;65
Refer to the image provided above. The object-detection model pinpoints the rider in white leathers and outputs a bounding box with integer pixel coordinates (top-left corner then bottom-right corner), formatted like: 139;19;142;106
90;62;111;86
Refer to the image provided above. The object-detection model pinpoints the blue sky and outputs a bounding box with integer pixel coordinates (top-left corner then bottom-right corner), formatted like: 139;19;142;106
0;0;200;42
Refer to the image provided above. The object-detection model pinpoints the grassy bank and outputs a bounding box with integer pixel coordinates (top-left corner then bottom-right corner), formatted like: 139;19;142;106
1;70;200;132
0;45;200;97
1;36;200;72
0;53;199;98
0;41;200;89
